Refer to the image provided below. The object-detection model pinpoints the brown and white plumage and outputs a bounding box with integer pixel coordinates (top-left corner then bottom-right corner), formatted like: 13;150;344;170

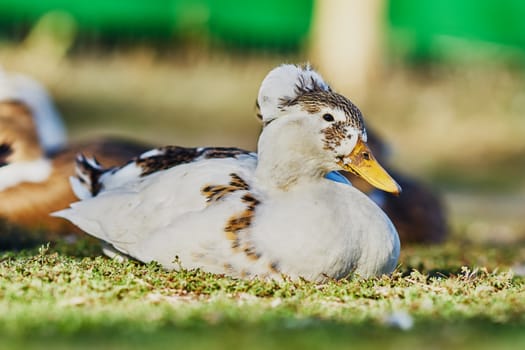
55;64;401;281
0;68;66;154
0;101;149;239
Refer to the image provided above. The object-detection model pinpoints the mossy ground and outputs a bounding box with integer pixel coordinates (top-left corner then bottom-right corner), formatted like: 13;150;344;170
1;238;524;349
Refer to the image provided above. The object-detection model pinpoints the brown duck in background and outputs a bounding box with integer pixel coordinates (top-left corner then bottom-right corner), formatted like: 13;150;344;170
0;100;149;246
345;128;448;244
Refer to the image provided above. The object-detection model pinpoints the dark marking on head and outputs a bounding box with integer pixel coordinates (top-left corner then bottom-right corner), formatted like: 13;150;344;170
271;92;365;154
321;120;350;152
275;68;364;137
294;71;332;95
280;90;364;130
0;143;13;167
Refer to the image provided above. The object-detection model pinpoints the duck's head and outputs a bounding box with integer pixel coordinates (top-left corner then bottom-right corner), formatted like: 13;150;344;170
0;68;67;154
0;100;44;164
0;100;53;192
256;64;401;194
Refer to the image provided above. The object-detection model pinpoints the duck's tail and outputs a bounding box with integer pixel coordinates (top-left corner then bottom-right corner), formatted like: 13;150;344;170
70;154;108;199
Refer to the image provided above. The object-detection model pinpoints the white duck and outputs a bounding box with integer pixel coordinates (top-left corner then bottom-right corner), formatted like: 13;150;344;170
55;64;401;281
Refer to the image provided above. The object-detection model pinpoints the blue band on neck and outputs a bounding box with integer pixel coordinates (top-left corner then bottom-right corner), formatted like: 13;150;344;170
325;171;352;185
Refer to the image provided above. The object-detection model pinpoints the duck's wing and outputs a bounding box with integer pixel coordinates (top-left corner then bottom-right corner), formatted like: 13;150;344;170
71;145;255;199
53;147;257;256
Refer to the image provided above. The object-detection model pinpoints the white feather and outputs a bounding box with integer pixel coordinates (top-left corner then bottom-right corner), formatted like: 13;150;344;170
97;161;145;192
139;148;164;159
0;158;52;191
257;64;330;123
69;176;92;200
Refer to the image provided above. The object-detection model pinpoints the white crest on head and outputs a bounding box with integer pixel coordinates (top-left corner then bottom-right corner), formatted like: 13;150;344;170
257;64;330;124
0;67;67;153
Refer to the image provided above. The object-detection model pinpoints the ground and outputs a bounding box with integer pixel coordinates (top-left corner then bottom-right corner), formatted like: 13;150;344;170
0;239;524;349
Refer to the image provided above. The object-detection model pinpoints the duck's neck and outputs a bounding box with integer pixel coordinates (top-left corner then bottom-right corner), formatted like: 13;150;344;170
255;151;326;191
254;120;329;191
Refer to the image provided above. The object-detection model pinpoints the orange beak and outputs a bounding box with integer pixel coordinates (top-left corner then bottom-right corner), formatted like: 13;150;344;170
337;138;401;194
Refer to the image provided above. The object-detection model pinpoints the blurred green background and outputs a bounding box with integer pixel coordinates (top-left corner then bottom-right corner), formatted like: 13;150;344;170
1;1;525;349
0;0;524;252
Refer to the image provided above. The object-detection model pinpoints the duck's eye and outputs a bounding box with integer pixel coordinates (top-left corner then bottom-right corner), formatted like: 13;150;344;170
362;152;371;161
322;113;335;122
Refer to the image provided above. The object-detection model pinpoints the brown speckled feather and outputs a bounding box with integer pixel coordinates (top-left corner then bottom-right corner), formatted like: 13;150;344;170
136;146;252;177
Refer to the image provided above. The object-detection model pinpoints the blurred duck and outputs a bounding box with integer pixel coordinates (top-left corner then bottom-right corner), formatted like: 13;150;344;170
0;68;66;154
55;64;401;280
0;72;148;241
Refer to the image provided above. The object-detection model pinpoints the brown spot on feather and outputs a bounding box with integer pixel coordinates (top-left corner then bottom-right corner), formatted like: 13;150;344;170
224;192;261;258
269;261;280;274
200;174;262;262
229;173;249;190
201;173;250;203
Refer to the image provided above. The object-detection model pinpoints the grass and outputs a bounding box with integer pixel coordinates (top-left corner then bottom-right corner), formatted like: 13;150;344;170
1;238;524;349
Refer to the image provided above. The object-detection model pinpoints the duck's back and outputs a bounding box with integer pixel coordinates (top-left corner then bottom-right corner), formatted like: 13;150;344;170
56;156;258;259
